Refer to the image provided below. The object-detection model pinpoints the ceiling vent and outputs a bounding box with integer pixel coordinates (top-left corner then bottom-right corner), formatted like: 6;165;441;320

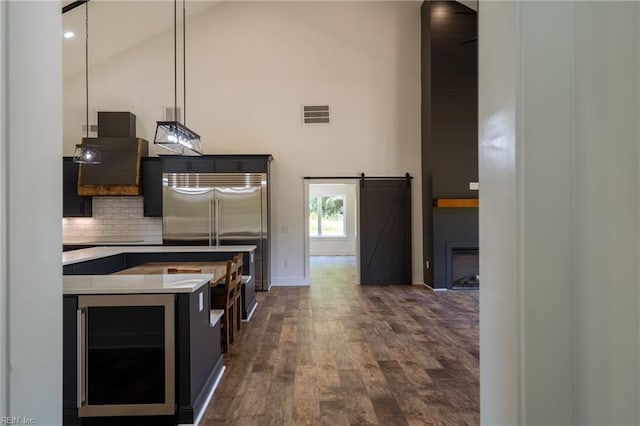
302;105;330;125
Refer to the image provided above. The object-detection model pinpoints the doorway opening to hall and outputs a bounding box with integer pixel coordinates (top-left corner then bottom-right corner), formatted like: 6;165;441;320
304;181;358;285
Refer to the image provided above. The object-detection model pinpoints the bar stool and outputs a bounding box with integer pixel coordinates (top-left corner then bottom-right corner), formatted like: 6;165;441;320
210;260;239;353
234;253;244;331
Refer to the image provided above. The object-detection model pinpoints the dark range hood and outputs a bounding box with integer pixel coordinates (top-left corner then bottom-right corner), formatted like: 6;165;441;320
78;112;148;196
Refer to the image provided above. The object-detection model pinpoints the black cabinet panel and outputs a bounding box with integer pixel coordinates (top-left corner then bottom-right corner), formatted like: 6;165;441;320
142;157;163;217
63;296;78;410
63;157;92;217
163;157;214;173
68;254;126;275
214;158;243;173
241;158;268;173
163;159;190;173
215;158;267;173
161;155;271;174
189;158;215;173
63;244;95;252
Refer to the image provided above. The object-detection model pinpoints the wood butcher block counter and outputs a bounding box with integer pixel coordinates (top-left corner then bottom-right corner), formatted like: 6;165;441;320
113;261;228;283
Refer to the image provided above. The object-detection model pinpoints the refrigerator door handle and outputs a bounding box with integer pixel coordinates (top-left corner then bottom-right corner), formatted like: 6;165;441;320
208;200;213;246
215;199;220;246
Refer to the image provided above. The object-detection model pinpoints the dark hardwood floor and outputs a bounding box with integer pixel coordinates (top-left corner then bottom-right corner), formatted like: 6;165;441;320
203;256;479;425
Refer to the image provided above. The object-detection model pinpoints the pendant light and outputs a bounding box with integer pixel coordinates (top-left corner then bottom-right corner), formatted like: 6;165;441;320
154;0;203;155
73;1;102;164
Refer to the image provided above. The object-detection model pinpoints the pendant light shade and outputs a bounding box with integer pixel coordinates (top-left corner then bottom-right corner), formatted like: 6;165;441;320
73;142;102;164
154;121;203;155
154;0;203;156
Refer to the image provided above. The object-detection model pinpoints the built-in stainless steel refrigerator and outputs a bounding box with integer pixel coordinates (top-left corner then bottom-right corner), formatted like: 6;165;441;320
162;173;270;290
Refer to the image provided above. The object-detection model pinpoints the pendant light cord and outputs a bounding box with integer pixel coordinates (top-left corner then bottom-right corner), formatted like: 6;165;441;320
85;2;89;138
183;0;186;125
174;0;178;122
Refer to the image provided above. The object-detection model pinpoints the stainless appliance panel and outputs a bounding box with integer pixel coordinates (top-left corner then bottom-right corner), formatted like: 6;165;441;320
215;186;263;286
163;183;213;245
214;186;262;243
162;172;270;289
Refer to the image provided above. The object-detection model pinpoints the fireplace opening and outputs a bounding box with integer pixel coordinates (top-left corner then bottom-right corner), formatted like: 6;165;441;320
450;247;479;289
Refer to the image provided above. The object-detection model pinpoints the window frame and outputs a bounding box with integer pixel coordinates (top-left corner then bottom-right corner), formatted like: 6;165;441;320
309;194;347;239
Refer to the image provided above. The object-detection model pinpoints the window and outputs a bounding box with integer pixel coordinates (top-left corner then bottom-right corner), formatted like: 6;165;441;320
309;195;345;237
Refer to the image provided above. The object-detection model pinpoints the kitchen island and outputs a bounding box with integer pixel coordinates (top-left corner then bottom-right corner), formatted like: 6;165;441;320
63;245;258;320
63;273;223;426
62;245;257;426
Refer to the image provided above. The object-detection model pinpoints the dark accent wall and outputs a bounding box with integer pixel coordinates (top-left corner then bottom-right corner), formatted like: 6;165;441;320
421;1;478;287
421;3;434;285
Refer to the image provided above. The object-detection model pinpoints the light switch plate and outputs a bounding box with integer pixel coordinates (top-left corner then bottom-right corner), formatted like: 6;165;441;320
469;182;479;190
198;292;203;312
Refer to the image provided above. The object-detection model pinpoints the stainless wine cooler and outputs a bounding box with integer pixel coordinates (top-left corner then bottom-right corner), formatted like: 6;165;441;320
77;294;175;417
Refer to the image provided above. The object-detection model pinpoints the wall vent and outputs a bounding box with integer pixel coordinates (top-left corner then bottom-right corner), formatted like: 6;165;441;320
302;105;330;125
164;106;182;122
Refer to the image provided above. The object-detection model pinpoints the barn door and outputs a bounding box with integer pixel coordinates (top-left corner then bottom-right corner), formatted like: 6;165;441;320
359;178;412;284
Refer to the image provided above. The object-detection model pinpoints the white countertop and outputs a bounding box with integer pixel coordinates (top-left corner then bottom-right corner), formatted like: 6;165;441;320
210;309;224;326
63;273;213;295
63;245;257;266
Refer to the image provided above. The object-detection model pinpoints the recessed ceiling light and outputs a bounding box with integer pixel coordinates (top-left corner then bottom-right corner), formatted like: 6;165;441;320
63;31;74;39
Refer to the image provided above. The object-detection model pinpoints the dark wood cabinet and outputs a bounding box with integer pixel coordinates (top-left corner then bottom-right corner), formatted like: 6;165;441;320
142;157;163;217
63;157;92;217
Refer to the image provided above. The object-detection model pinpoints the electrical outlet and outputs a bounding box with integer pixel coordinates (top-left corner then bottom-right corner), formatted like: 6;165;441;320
469;182;479;190
282;225;289;234
426;260;430;269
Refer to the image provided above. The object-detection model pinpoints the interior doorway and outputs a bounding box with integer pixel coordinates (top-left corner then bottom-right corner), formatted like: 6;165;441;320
303;180;359;284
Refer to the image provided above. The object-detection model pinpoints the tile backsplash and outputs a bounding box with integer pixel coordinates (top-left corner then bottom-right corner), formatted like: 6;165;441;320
63;197;162;241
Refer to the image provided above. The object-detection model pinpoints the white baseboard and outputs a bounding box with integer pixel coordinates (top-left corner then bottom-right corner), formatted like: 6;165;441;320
241;303;258;322
181;364;226;426
420;283;447;291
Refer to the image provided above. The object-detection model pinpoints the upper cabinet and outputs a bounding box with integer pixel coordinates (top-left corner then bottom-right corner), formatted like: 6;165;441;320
162;155;271;174
63;157;93;217
141;157;163;217
215;158;269;173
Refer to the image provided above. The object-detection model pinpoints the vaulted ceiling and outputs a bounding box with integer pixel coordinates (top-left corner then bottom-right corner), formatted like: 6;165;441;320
62;0;218;78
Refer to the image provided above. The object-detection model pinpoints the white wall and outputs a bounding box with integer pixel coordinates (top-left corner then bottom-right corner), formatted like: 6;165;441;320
62;1;423;285
0;0;6;414
308;183;356;256
480;2;640;424
1;1;63;423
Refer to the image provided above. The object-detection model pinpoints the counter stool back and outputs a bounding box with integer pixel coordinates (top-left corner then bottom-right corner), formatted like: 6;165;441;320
234;253;244;332
211;260;239;353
